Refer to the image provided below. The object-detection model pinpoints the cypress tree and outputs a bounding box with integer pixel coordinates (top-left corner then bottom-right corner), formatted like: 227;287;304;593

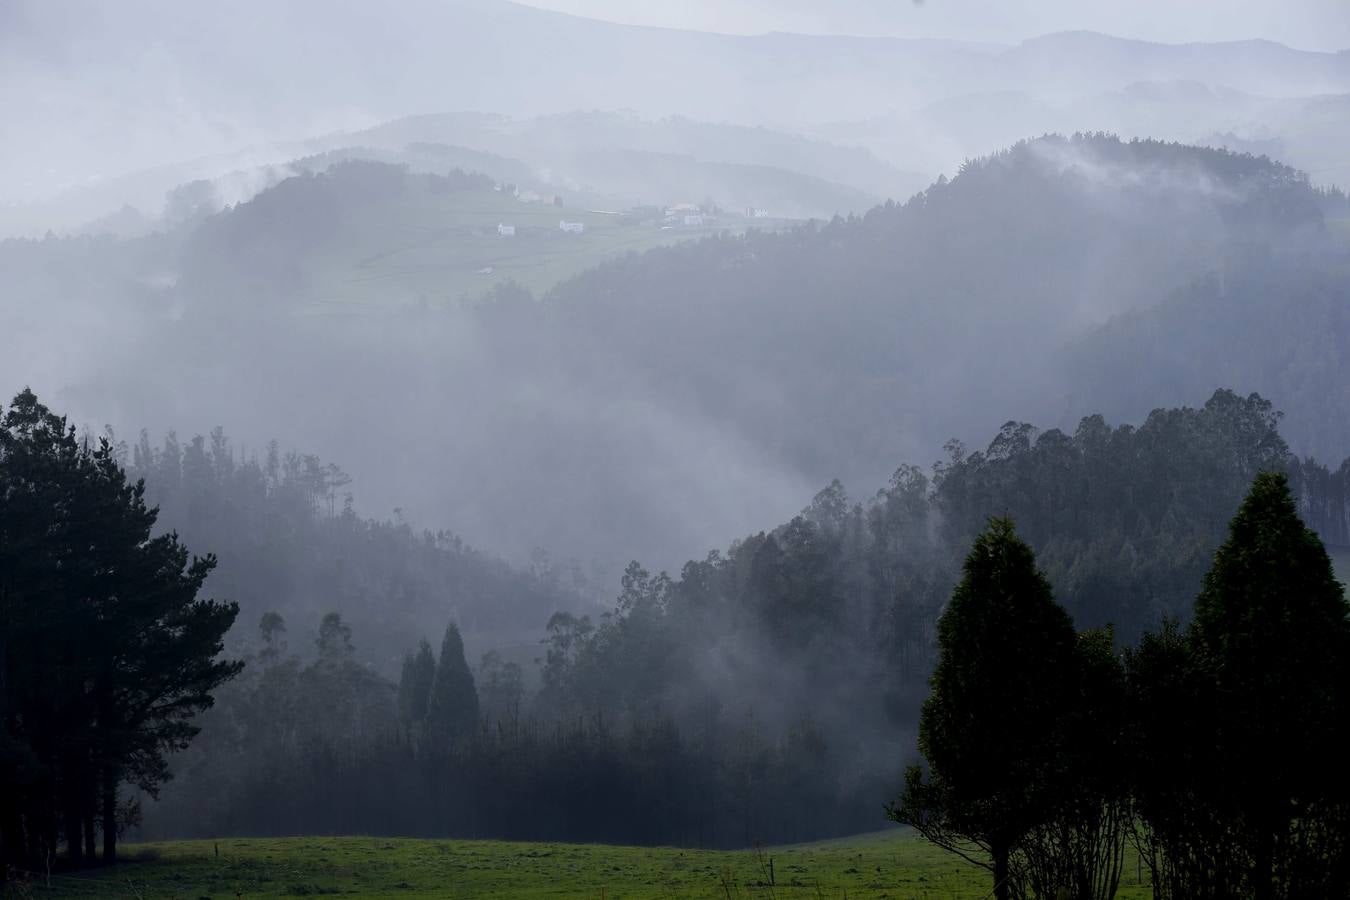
890;517;1078;900
425;623;479;746
397;640;436;735
1188;471;1350;898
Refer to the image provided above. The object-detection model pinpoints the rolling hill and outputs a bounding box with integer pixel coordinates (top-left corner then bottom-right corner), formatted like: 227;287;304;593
5;135;1345;573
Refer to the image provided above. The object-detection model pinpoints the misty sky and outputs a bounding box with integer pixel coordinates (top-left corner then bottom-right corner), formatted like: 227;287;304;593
519;0;1350;51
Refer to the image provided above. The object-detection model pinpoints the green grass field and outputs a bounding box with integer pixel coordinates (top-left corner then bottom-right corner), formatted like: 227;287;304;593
12;830;1156;899
299;188;786;311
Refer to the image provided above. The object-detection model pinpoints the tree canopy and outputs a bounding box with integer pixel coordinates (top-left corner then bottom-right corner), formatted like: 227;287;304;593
0;389;240;870
890;518;1079;900
1133;472;1350;898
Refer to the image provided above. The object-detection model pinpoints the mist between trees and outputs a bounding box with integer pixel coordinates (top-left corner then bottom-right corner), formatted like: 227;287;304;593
5;385;1341;863
8;4;1350;895
11;135;1350;577
895;471;1350;900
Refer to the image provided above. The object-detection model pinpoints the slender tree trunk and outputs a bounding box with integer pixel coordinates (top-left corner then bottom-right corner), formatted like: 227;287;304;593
45;811;58;875
993;841;1012;900
64;791;83;867
1253;827;1274;900
0;806;8;883
100;770;117;865
82;810;95;862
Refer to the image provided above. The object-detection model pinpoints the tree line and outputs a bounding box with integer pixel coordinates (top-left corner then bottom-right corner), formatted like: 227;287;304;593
118;422;590;671
134;389;1350;850
0;391;240;876
141;608;866;847
4;384;1347;867
895;472;1350;900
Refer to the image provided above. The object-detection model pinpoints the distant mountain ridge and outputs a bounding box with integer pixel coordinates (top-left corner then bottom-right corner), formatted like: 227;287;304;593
6;0;1349;216
824;77;1350;193
0;109;918;238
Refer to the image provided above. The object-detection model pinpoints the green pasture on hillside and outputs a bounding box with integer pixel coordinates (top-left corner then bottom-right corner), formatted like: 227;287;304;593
299;189;787;310
10;831;1155;899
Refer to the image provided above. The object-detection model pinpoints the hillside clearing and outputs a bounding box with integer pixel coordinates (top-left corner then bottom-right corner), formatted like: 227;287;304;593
295;188;789;309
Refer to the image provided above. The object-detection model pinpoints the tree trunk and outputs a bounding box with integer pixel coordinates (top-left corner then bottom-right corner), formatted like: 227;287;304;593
0;807;10;882
1253;827;1274;900
100;770;117;865
44;814;58;875
993;841;1012;900
83;811;95;862
64;792;83;867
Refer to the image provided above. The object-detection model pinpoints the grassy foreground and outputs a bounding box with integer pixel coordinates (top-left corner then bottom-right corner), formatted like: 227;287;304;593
13;830;1155;899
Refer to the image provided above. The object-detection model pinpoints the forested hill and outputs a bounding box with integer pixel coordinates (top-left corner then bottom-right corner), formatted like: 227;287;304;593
531;389;1350;741
1065;236;1350;457
511;135;1346;547
120;428;590;673
7;135;1347;572
140;389;1350;843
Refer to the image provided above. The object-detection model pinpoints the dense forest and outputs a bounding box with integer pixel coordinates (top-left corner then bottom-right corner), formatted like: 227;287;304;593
1066;244;1350;457
119;426;588;668
536;134;1343;470
895;473;1350;899
131;389;1350;848
0;392;241;869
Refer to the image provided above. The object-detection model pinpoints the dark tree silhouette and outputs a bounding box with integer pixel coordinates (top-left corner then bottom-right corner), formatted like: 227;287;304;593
398;640;436;737
1126;620;1243;899
0;389;240;870
1128;473;1350;898
889;517;1078;900
1018;627;1130;900
425;623;479;747
1190;473;1349;898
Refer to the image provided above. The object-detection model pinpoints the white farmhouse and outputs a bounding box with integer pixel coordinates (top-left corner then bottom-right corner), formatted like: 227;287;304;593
497;223;516;237
683;214;705;227
559;220;585;234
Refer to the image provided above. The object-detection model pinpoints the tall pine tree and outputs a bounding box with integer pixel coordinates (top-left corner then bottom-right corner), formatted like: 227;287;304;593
0;389;241;868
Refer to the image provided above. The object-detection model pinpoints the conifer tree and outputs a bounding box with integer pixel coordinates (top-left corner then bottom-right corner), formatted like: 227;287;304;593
1188;472;1350;898
398;640;436;735
0;389;240;867
889;517;1078;900
425;623;479;746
